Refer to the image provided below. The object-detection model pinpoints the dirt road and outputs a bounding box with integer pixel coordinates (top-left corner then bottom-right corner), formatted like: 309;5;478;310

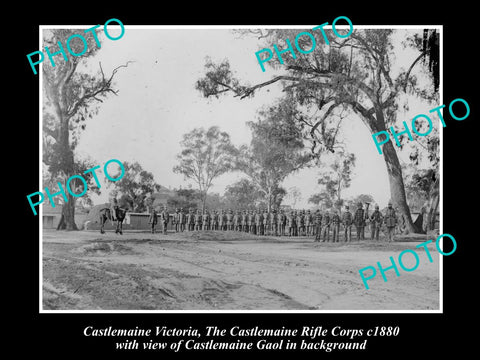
42;229;440;311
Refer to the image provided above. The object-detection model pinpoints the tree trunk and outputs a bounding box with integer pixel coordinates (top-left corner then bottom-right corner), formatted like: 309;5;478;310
381;140;418;233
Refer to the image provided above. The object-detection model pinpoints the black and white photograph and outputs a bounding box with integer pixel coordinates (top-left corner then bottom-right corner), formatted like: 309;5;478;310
39;25;442;312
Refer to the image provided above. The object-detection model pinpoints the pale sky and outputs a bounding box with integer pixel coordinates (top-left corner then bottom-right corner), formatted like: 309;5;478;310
59;26;438;209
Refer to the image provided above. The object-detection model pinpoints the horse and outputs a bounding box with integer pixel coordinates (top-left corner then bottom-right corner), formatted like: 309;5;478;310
99;206;127;234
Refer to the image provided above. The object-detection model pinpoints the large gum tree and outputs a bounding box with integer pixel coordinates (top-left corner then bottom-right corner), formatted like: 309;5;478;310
42;28;131;230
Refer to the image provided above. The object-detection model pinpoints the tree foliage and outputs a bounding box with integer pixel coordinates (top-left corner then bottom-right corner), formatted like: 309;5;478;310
110;161;161;212
236;97;312;211
173;126;238;210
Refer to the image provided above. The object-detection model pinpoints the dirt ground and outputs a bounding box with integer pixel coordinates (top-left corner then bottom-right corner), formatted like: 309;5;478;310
42;229;440;311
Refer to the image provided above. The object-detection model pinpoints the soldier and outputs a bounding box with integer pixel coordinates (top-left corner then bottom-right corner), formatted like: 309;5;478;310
241;210;248;232
262;208;269;235
160;206;169;234
342;205;353;242
187;208;195;231
178;208;186;232
232;210;239;231
354;202;365;240
331;209;341;242
148;208;158;234
370;205;383;241
322;210;331;242
210;210;218;231
194;209;202;231
287;211;294;237
305;210;312;236
202;209;210;231
218;209;225;231
253;209;261;235
292;210;298;236
314;209;322;242
297;210;305;236
172;208;180;232
277;209;285;236
270;209;277;236
226;209;234;231
384;201;397;242
248;210;255;234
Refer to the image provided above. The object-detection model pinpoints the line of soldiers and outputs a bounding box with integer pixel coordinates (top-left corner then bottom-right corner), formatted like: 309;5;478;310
148;202;398;242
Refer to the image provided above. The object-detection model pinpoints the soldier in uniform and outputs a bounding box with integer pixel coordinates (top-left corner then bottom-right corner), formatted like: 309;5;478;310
299;210;307;236
277;209;285;236
269;209;277;236
148;208;158;234
342;205;353;242
295;210;302;236
194;209;202;231
172;208;180;232
241;210;248;232
202;209;210;231
331;209;341;242
232;210;239;231
370;205;383;241
354;202;365;240
210;210;217;231
384;201;397;242
248;210;255;234
292;210;298;236
178;208;186;232
322;210;331;242
287;211;294;237
218;209;225;231
262;208;269;235
226;209;234;231
252;209;260;235
305;210;312;236
314;209;322;242
160;206;169;234
187;208;194;231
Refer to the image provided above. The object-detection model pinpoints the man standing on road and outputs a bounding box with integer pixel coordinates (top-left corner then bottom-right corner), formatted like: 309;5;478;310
277;209;285;236
248;210;255;234
314;209;322;242
370;205;383;241
322;210;331;242
305;210;312;236
263;208;269;236
255;209;262;235
202;209;210;231
194;209;202;231
384;201;397;242
173;208;180;233
178;208;186;232
270;209;277;236
354;202;365;241
241;210;248;232
148;208;158;234
331;209;341;242
160;206;169;234
188;208;196;231
342;205;353;242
